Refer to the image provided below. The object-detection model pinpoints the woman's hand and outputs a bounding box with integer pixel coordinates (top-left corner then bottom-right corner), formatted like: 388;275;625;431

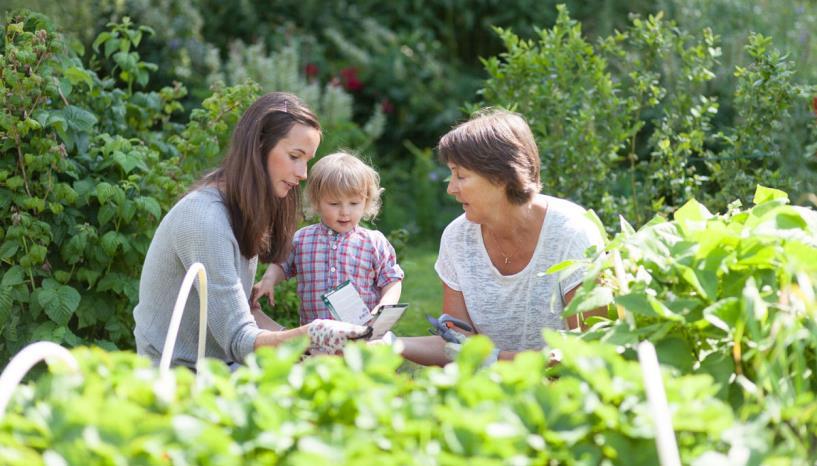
307;319;370;354
251;264;285;310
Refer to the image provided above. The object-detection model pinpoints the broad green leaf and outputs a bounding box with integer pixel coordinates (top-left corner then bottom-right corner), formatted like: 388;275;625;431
0;286;13;323
616;293;683;321
674;198;712;227
702;298;740;332
96;182;116;204
752;185;788;205
677;265;716;302
98;204;117;226
60;105;98;132
563;286;613;316
64;66;93;88
697;351;734;399
37;280;81;326
137;196;162;219
101;231;121;256
1;266;25;287
654;337;695;372
0;240;19;259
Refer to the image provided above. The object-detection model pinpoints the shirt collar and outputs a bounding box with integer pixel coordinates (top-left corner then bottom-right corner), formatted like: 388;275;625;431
318;222;358;238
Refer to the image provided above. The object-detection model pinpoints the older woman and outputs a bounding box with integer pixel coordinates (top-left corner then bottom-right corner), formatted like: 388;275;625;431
400;109;605;365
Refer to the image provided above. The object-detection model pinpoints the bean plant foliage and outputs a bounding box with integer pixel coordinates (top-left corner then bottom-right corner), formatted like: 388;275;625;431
561;185;817;459
0;335;763;465
0;10;257;363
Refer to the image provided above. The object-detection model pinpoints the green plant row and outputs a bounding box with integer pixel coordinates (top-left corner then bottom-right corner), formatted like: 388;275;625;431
1;332;799;466
563;185;817;459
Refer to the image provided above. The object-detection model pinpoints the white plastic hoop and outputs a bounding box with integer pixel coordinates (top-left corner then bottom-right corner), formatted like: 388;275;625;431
0;341;79;417
159;262;208;375
637;341;682;466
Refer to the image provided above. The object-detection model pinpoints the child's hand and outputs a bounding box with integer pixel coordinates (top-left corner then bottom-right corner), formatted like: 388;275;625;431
307;319;370;354
250;278;275;310
251;264;284;310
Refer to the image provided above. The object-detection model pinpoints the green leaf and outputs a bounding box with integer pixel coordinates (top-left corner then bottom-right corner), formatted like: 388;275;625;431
101;231;121;256
113;150;140;174
1;266;25;287
92;31;111;53
654;337;695;372
61;105;98;132
0;240;19;259
702;298;740;332
753;185;788;205
96;182;116;204
37;280;81;326
674;198;712;227
546;259;577;275
563;286;613;316
98;204;117;226
137;196;161;219
64;66;93;88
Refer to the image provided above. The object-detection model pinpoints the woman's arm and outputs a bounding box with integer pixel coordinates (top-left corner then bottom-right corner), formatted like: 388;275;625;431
398;283;475;366
253;326;308;349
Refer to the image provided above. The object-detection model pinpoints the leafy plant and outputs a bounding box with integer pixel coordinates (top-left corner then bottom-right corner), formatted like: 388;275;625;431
0;334;784;465
562;186;817;457
478;5;816;229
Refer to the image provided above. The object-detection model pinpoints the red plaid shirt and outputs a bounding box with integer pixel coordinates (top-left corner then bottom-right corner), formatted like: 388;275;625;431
281;223;404;324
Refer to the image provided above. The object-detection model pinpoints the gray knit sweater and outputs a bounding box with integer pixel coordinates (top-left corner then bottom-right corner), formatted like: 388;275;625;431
133;187;263;368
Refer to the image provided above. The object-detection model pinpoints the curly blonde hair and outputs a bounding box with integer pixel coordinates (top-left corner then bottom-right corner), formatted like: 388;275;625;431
306;152;383;220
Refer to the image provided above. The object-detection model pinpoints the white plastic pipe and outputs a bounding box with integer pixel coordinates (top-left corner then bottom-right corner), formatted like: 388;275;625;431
159;262;208;375
0;341;79;417
638;341;682;466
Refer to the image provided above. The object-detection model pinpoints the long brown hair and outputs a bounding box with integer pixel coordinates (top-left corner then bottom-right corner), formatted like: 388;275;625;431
197;92;321;262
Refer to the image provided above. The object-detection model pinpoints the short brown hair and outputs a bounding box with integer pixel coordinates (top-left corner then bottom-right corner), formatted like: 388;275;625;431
437;108;541;205
198;92;321;262
306;152;383;220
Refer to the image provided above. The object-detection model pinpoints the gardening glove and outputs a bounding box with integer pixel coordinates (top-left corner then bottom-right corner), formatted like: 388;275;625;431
307;319;369;355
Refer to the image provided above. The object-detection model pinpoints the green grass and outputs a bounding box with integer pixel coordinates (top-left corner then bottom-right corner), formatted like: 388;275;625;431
391;242;441;336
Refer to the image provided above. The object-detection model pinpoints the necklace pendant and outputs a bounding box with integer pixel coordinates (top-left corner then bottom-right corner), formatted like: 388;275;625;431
504;257;510;265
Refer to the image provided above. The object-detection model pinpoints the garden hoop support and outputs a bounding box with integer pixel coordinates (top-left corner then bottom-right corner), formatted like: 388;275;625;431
0;341;80;418
159;262;208;376
638;340;682;466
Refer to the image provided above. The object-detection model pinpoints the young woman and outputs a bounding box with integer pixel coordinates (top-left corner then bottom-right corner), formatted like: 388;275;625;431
133;92;368;368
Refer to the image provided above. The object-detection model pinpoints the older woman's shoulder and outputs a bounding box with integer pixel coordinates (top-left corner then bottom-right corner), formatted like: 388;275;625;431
542;195;603;244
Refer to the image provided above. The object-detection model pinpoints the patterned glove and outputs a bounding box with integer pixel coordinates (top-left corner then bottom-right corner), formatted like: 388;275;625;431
307;319;369;354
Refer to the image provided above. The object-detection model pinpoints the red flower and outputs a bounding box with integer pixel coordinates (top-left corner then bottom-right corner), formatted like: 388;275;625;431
339;67;363;92
380;98;394;114
305;63;319;79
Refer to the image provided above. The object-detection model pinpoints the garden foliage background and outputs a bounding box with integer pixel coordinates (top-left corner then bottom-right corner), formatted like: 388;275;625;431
1;0;817;463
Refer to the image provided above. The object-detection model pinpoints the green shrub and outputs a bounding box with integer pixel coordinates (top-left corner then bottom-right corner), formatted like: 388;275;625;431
0;11;193;361
564;186;817;455
478;5;816;229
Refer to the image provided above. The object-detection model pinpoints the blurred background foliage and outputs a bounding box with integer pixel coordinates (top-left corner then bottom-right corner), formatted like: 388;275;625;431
1;0;816;352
